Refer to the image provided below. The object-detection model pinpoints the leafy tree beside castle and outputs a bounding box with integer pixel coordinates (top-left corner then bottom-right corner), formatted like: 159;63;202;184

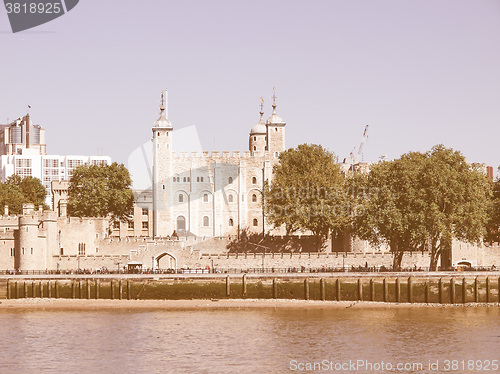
0;175;47;214
6;175;47;208
353;145;491;271
68;162;134;221
264;144;351;251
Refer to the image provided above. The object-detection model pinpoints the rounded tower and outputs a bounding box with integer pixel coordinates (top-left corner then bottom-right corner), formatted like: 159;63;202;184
15;214;44;272
152;90;174;237
249;97;267;155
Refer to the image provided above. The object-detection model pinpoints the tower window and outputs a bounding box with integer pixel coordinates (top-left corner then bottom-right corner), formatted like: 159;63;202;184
142;208;148;215
252;177;257;184
203;216;210;227
252;194;257;202
178;194;184;203
142;222;148;229
275;128;278;132
78;243;86;256
163;185;165;189
203;193;208;202
254;136;256;141
228;194;233;203
253;146;256;151
229;218;234;226
228;177;233;184
253;218;258;226
183;177;187;182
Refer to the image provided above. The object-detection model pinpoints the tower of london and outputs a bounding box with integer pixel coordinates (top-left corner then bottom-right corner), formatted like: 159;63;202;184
151;90;286;238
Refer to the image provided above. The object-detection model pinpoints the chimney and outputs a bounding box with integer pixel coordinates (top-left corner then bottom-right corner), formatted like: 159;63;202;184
22;204;34;215
486;166;494;181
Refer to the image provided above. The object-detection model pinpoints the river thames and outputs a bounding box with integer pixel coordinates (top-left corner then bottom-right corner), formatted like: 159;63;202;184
0;304;498;373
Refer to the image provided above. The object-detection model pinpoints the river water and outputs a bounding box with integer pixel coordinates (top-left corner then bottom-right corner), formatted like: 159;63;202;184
0;307;498;373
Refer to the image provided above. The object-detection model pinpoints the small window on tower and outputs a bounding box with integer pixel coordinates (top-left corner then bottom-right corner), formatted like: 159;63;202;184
254;136;256;141
252;177;257;184
179;194;184;203
253;146;256;151
252;194;257;202
203;193;208;202
228;177;233;184
228;194;233;203
229;218;234;227
253;218;258;226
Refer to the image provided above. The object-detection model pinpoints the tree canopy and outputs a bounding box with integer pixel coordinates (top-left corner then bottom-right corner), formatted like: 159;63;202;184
0;175;47;214
353;145;492;270
67;162;134;221
7;175;47;208
264;144;351;251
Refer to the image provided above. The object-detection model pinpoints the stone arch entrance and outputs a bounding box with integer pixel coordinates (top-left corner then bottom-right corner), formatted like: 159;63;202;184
154;252;177;271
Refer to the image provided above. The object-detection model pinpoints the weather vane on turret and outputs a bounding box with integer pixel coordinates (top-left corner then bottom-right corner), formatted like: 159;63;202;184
159;91;165;113
271;87;277;108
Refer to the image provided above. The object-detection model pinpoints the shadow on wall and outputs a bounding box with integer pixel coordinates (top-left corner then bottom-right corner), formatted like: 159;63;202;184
226;229;327;253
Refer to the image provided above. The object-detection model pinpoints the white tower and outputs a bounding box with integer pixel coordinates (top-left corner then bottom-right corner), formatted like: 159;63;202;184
152;91;173;237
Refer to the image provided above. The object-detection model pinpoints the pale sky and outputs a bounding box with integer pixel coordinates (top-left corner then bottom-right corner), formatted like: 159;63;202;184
1;0;499;176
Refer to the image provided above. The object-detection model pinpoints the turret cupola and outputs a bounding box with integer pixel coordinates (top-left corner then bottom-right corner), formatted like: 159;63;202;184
154;91;172;128
249;97;267;155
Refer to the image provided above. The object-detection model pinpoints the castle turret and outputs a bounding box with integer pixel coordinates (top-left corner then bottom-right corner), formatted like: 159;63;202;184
152;90;174;237
266;88;286;157
249;97;267;155
15;215;43;271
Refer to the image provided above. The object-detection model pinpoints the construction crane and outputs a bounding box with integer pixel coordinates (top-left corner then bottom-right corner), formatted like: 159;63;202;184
357;125;369;162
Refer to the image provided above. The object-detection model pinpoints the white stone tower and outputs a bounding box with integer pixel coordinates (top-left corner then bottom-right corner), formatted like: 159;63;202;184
249;97;267;154
266;88;286;156
152;91;173;237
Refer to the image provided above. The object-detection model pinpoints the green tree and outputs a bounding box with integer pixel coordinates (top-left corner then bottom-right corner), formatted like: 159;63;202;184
354;145;491;271
0;183;25;215
7;175;47;208
264;144;351;251
68;162;134;221
352;152;431;270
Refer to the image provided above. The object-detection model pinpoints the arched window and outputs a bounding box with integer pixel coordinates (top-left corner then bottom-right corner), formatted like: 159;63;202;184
253;218;258;226
177;216;186;231
203;216;210;227
228;194;233;203
229;218;234;227
203;193;208;203
253;136;256;141
228;177;233;184
252;194;257;202
253;146;256;151
178;194;184;203
252;177;257;184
